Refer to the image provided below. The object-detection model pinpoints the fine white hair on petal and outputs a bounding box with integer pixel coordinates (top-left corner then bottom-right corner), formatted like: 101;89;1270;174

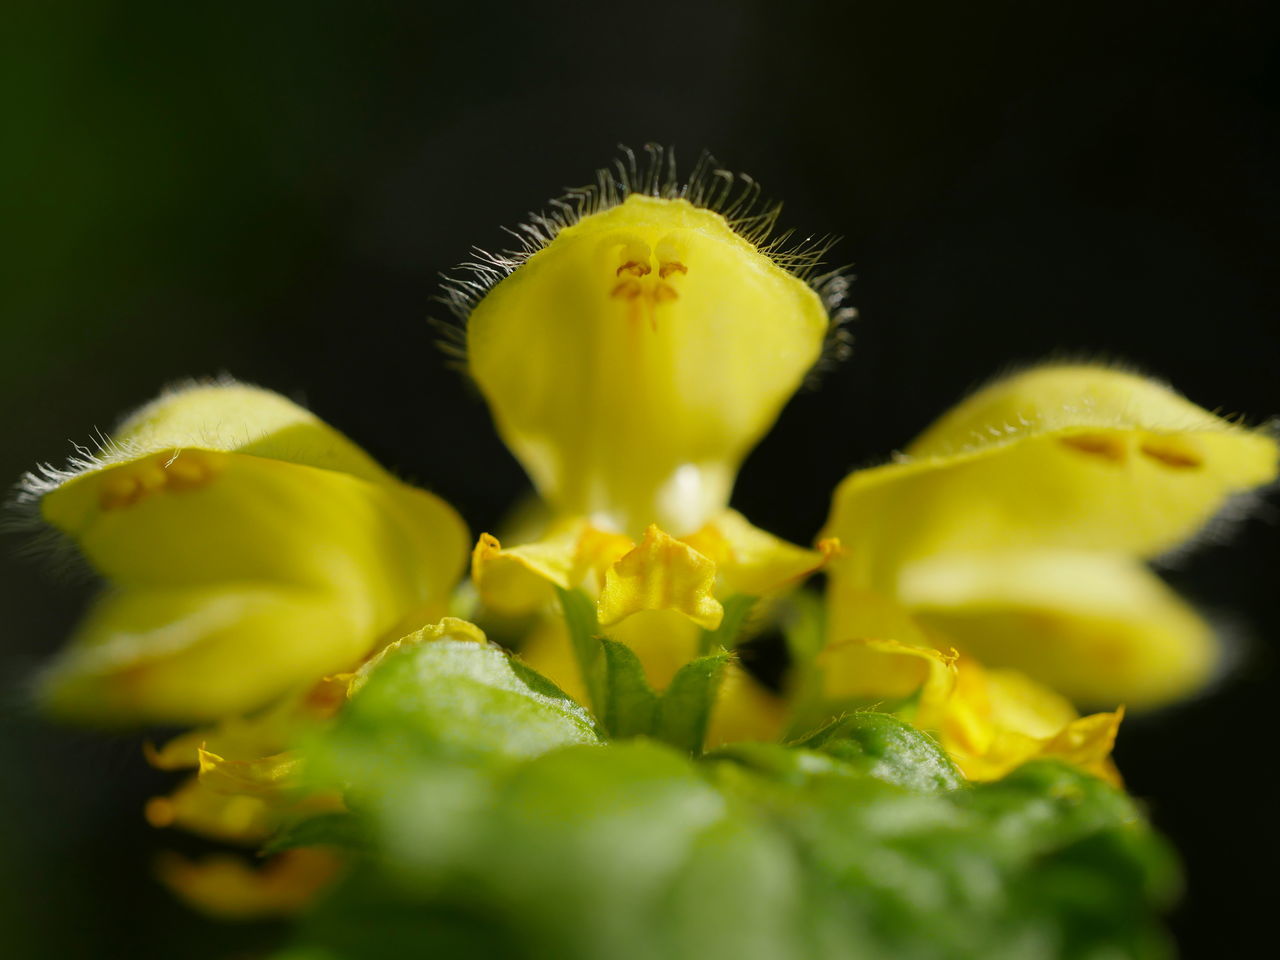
3;374;258;580
10;373;247;506
433;144;856;383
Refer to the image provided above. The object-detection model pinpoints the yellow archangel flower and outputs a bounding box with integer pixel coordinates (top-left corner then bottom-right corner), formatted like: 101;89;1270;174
16;148;1278;915
19;382;472;914
820;364;1278;710
20;380;469;724
814;594;1123;783
454;153;847;537
447;149;852;733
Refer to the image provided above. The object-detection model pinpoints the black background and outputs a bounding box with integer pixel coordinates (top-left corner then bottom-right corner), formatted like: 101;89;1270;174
1;2;1277;956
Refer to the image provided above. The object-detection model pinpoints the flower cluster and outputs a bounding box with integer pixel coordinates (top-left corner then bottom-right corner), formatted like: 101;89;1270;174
18;149;1277;922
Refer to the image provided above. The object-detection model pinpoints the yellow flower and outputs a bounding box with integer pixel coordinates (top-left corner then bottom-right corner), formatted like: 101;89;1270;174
140;617;482;865
821;363;1277;708
22;379;469;725
156;848;344;920
450;154;850;742
455;161;843;538
20;381;476;910
815;614;1122;784
515;608;787;750
474;515;832;745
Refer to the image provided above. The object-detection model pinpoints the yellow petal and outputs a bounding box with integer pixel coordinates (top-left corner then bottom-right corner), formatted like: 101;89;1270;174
706;664;787;748
609;610;703;690
823;364;1277;589
156;848;342;919
946;710;1123;787
902;551;1215;708
1039;708;1124;787
932;658;1123;785
145;677;348;770
42;585;372;723
472;511;822;623
467;194;830;536
32;383;469;724
145;775;274;844
146;729;221;771
979;666;1079;738
471;529;572;612
598;525;723;630
681;509;835;596
471;522;633;614
811;598;1125;785
935;657;1073;760
197;747;302;798
817;588;951;702
147;756;343;845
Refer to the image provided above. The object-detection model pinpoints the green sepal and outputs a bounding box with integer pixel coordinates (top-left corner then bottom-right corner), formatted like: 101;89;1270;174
777;589;828;737
654;651;732;755
780;588;826;664
600;637;731;755
259;812;367;857
557;586;606;716
600;637;659;738
697;593;757;654
557;585;731;753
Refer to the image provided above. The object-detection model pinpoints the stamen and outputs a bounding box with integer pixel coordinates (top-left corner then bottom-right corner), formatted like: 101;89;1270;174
1140;438;1203;469
610;279;644;300
1060;433;1127;464
165;456;215;491
97;451;227;510
99;474;142;510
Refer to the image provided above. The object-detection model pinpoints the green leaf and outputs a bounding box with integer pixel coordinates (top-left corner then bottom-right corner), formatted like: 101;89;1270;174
655;652;732;755
707;754;1175;960
326;741;810;960
697;593;757;654
278;865;527;960
338;637;601;765
795;712;964;793
288;631;1176;960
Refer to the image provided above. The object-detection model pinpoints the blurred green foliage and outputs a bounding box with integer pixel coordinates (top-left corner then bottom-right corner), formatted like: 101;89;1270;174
277;637;1177;960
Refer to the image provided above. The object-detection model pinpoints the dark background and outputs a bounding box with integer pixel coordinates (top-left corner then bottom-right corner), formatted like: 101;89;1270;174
2;1;1276;956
